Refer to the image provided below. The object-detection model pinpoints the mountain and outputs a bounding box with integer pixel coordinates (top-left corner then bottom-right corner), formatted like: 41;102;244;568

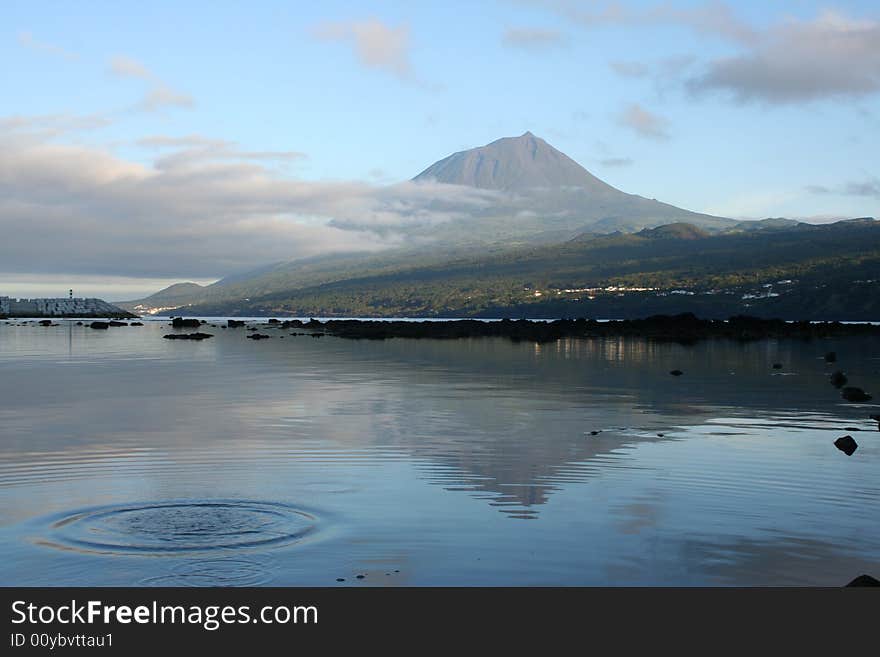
158;218;880;321
407;132;735;242
123;282;205;314
413;132;615;192
122;133;857;316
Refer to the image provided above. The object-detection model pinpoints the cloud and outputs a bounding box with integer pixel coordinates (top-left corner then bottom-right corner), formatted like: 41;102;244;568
502;27;567;50
617;103;669;140
17;31;78;60
687;11;880;103
108;55;195;111
312;19;413;81
0;123;500;281
522;0;757;44
599;157;633;167
609;55;696;79
807;178;880;199
137;134;306;170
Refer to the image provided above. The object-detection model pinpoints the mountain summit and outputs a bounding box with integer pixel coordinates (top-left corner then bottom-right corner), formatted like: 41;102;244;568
413;132;616;193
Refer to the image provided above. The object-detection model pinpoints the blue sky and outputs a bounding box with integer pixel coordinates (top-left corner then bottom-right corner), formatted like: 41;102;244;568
2;0;879;298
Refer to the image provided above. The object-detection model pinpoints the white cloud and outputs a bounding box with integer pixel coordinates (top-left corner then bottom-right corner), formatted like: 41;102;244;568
312;19;414;81
0;124;500;281
687;11;880;103
108;55;195;111
617;103;669;140
17;31;78;60
502;27;567;51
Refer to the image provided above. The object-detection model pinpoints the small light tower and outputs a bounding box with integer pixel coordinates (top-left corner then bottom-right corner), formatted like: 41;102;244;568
69;289;73;300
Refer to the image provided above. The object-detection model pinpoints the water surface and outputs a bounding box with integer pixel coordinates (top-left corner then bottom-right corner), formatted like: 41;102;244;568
1;319;878;585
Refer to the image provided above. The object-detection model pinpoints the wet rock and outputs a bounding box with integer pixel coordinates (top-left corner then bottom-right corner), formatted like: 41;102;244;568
76;321;83;325
108;321;128;326
670;369;683;376
247;333;270;340
336;578;345;582
846;574;880;587
172;317;201;328
830;371;848;388
130;322;143;326
310;333;325;338
657;433;665;437
163;332;213;340
355;574;365;579
90;321;109;329
268;318;280;324
825;351;837;363
227;320;245;328
589;430;600;436
841;387;872;402
834;435;858;456
843;427;861;431
772;363;783;369
39;319;53;326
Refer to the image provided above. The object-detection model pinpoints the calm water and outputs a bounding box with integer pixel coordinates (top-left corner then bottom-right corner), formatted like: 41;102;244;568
1;319;878;586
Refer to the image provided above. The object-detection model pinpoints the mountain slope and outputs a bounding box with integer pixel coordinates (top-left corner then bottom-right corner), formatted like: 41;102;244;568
171;218;880;320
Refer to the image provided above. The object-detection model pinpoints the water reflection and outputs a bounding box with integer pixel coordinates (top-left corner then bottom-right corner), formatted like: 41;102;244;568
0;320;878;585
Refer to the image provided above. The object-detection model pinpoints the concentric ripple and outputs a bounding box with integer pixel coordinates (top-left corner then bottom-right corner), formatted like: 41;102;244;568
36;500;319;555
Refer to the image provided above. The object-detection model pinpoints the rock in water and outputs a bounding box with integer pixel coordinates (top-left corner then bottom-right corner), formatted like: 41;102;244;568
845;574;880;587
829;371;848;388
163;332;213;340
228;319;245;328
834;435;858;456
171;317;201;328
670;370;683;376
772;363;783;369
108;321;128;326
90;321;109;329
841;387;872;402
247;333;270;340
39;319;53;326
824;351;837;363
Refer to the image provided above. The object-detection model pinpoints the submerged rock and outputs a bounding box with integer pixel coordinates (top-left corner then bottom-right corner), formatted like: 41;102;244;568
834;435;858;456
163;332;213;340
669;369;683;376
247;333;270;340
841;387;872;402
830;371;848;388
846;574;880;587
90;321;109;329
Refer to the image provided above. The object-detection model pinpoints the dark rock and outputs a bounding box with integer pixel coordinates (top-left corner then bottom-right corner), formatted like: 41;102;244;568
843;427;861;431
830;371;848;388
268;318;280;324
90;321;109;329
670;369;683;376
76;321;83;325
130;322;143;326
247;333;270;340
834;435;858;456
825;351;837;363
589;430;600;436
772;363;783;369
163;332;213;340
228;320;245;328
355;574;365;579
108;321;128;326
657;433;665;437
171;317;200;328
39;319;53;326
841;387;872;402
846;574;880;587
310;333;324;338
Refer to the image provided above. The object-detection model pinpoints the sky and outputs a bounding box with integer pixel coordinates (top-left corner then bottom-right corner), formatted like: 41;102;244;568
2;0;879;299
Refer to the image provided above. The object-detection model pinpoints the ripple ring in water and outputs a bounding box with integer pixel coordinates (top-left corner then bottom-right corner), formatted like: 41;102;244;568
35;500;319;555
